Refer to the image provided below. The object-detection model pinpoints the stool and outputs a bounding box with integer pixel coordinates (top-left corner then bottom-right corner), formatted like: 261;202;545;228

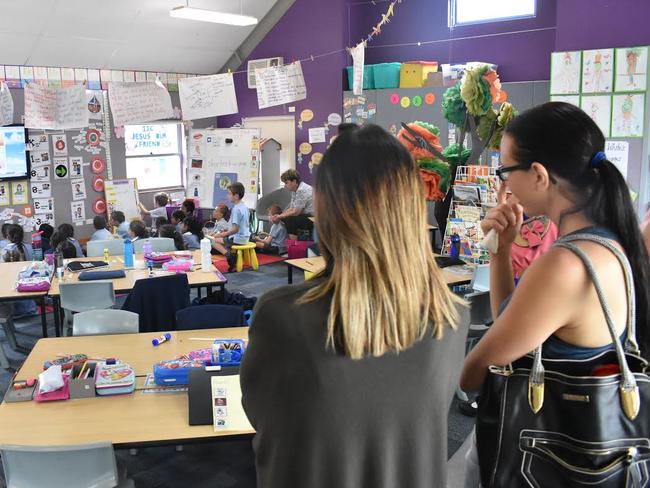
231;243;259;272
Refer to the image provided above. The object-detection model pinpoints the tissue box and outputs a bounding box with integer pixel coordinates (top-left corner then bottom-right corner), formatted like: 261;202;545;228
400;61;439;88
69;362;97;399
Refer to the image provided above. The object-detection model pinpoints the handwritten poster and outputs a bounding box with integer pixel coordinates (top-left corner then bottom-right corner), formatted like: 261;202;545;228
178;73;238;120
308;127;326;144
255;62;307;109
24;83;88;129
108;81;173;127
605;140;629;178
71;201;86;225
350;42;365;95
0;82;13;126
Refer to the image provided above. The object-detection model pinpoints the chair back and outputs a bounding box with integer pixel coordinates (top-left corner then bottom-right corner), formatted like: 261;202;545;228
1;442;119;488
73;309;139;336
176;304;244;330
87;239;124;258
59;281;115;313
121;273;190;332
133;238;176;253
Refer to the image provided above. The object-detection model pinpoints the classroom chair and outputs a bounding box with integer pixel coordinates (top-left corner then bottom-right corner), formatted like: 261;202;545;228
122;273;190;332
0;442;134;488
87;239;124;258
73;309;139;336
59;282;116;336
133;237;176;253
231;242;259;272
176;304;244;330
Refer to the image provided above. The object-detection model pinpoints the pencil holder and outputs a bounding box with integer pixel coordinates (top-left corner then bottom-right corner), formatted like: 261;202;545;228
69;362;97;399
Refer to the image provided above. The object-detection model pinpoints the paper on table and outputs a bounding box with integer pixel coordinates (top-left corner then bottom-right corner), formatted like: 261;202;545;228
108;81;173;127
255;62;307;109
0;82;14;126
211;375;253;432
350;42;365;96
178;73;238;120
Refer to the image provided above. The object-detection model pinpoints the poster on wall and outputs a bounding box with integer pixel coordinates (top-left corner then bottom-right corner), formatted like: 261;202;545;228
27;133;50;166
53;157;69;179
33;198;55;214
30;165;51;182
10;180;28;205
611;93;645;137
178;73;238;120
255;62;307;109
86;90;104;120
0;182;9;206
614;46;648;92
0;82;14;126
605;140;629;178
33;213;55;228
104;179;140;223
71;201;86;225
580;95;612;137
71;178;86;201
51;134;67;156
550;51;582;95
108;81;173;127
30;181;52;198
70;156;83;177
24;83;89;129
581;48;614;94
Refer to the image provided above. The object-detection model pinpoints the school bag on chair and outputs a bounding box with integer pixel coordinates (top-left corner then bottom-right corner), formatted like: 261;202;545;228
477;233;650;487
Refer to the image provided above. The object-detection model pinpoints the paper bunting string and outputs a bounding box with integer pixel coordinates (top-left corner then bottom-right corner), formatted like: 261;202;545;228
354;0;400;48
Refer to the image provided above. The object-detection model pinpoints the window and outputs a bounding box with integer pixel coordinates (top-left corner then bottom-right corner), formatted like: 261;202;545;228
450;0;536;27
125;123;185;190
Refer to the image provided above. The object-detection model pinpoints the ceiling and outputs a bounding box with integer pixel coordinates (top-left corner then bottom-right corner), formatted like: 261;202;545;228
0;0;279;74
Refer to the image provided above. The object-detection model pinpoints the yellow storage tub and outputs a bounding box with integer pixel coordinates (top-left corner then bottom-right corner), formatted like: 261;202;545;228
400;61;439;88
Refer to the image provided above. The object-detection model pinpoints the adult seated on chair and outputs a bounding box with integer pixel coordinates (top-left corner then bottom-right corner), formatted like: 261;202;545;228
270;169;314;240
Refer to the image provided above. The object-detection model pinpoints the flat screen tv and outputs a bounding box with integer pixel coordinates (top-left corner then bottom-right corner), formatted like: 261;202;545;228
0;125;29;181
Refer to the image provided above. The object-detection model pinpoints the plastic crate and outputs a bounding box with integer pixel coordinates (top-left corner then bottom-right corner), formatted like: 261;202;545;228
346;65;374;90
372;62;402;88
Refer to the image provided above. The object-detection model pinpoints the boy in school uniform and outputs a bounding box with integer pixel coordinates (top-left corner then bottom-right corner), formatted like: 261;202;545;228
252;204;288;255
111;211;130;239
206;182;250;272
139;192;169;231
90;215;113;241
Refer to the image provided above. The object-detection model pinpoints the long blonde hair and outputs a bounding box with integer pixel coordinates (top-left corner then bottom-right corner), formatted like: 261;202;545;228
300;124;464;359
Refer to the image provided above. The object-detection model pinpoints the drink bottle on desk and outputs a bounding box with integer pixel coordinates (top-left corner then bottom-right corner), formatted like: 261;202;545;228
142;240;153;275
123;239;134;268
200;237;211;272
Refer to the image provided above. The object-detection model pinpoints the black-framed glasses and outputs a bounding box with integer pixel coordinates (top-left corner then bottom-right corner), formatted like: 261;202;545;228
495;165;528;182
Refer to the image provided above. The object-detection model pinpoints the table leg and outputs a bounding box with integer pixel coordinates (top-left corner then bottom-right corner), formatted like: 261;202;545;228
39;296;48;338
287;265;293;284
53;297;62;337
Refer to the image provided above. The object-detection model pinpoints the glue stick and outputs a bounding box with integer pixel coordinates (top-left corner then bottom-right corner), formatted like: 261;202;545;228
152;333;172;346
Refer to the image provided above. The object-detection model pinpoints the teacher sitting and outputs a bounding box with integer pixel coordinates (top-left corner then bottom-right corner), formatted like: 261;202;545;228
270;169;314;239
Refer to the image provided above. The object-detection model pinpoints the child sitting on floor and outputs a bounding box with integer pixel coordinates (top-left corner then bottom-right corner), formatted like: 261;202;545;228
212;204;230;234
90;215;112;241
129;220;149;243
171;210;186;235
158;224;185;251
252;204;287;255
110;211;129;239
182;217;203;250
2;225;36;318
51;223;84;257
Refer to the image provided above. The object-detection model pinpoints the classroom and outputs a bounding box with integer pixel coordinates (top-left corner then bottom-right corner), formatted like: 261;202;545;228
0;0;649;486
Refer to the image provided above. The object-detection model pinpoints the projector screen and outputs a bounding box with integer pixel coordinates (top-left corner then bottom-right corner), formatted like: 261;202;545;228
0;126;29;180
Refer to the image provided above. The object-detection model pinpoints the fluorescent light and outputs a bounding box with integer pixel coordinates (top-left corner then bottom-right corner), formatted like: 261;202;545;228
170;6;258;26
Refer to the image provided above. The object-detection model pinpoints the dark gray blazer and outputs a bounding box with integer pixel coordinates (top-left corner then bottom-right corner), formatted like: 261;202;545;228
241;279;469;488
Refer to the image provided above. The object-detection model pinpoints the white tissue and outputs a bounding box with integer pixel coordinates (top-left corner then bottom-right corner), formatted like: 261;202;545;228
481;229;499;254
38;365;64;393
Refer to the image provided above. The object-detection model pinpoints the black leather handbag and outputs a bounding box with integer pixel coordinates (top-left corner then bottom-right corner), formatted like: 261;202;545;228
477;233;650;487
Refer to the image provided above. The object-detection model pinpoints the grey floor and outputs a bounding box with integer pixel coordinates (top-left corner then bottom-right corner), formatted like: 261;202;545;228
0;261;474;487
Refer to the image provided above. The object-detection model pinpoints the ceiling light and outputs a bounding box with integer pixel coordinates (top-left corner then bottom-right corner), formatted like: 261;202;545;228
170;6;258;26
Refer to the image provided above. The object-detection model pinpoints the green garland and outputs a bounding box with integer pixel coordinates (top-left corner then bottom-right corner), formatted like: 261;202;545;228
442;143;471;167
460;65;492;116
441;83;467;127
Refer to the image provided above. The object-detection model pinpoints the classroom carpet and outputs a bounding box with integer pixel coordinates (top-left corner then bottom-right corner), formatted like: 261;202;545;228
0;261;475;487
212;253;285;274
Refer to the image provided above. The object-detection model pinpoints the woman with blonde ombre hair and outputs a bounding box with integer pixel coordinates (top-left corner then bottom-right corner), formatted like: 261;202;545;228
241;123;469;488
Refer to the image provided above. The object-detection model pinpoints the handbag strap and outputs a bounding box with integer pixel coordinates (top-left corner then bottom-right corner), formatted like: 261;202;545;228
555;232;638;354
527;233;640;420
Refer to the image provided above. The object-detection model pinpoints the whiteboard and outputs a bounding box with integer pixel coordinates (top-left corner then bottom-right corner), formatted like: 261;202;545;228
187;128;261;210
104;178;140;222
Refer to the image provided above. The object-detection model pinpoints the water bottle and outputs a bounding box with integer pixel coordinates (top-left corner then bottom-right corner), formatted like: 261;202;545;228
200;237;212;272
142;240;153;275
32;231;43;261
123;239;134;268
450;233;461;259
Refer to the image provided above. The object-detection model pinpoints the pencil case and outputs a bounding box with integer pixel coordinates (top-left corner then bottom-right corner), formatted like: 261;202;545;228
145;252;173;264
162;260;193;273
212;339;246;366
16;278;50;292
78;270;126;281
94;362;135;396
153;359;205;386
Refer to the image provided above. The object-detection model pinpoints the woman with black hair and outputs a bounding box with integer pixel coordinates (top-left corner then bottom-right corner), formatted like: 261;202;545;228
462;101;650;389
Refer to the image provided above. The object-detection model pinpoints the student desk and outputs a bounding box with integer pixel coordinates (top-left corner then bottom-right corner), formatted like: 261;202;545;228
0;261;50;344
48;251;227;337
285;256;473;286
0;328;252;447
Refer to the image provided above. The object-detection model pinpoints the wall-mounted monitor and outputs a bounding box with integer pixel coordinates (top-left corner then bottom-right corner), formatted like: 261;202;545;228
0;126;29;181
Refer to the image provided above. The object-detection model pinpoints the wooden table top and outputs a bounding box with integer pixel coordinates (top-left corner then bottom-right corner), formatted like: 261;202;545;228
49;251;226;296
0;261;50;300
286;256;473;286
0;328;252;447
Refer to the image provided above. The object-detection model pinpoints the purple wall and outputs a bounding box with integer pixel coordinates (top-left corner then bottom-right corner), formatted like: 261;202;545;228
348;0;556;82
556;0;650;51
